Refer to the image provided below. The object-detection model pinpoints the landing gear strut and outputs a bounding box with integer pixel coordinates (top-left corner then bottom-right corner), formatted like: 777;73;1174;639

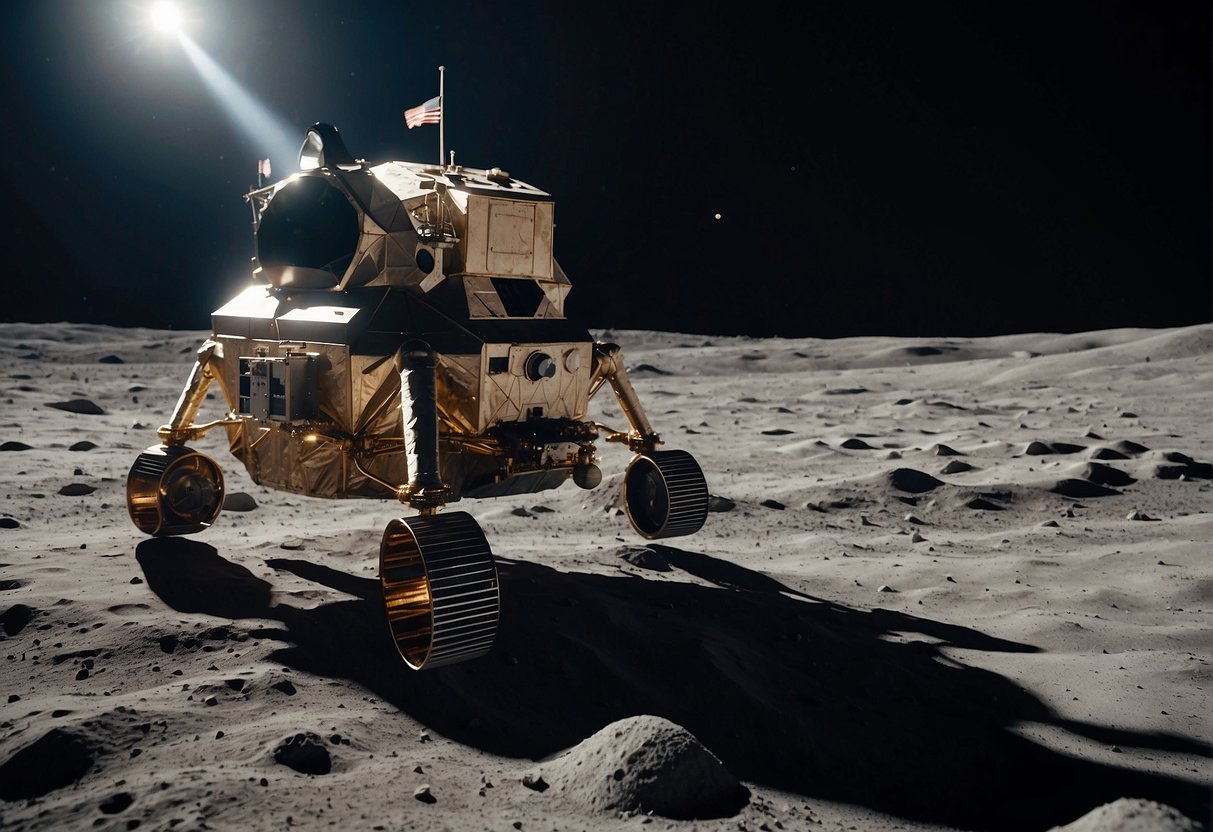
590;342;710;539
379;343;500;669
126;339;229;537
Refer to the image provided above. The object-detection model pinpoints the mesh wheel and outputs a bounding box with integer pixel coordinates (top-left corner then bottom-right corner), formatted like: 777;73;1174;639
380;511;500;670
624;449;709;539
127;445;224;536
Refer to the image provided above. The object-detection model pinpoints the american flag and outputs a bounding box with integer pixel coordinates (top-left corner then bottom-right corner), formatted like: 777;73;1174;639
257;158;271;178
404;96;442;129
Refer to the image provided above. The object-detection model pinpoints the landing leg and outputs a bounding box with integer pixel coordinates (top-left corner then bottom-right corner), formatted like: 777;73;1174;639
590;342;711;539
127;339;228;537
379;343;500;670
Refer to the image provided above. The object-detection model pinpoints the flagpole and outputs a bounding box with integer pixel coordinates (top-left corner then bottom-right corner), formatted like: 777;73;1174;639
438;65;445;169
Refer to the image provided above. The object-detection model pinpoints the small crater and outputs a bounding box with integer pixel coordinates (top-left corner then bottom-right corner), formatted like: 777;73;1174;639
273;732;331;775
99;792;134;814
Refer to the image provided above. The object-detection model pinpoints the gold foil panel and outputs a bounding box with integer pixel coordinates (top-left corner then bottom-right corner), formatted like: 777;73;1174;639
435;354;483;434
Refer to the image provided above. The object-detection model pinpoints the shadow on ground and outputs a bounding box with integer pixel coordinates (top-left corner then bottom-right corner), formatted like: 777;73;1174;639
137;538;1210;832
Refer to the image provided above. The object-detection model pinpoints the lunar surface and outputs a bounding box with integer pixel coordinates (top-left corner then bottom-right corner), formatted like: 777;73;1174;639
0;321;1209;832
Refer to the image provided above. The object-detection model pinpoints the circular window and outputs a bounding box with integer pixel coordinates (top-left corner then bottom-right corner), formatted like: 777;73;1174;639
416;248;435;274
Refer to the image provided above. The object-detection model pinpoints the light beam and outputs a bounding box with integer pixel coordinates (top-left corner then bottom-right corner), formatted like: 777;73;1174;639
177;33;300;177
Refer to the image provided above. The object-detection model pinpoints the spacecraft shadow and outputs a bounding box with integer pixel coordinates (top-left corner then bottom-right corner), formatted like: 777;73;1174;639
135;538;1209;832
263;556;378;601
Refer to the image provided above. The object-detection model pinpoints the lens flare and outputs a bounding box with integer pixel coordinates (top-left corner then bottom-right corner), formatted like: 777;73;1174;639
150;2;183;34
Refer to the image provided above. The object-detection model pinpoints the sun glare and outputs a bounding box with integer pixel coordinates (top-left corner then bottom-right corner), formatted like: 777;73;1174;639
150;2;183;34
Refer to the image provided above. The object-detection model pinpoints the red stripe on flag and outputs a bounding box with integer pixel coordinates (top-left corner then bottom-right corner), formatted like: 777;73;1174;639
404;96;441;129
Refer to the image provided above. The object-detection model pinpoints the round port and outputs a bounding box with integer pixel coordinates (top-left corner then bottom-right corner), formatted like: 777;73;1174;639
525;352;557;381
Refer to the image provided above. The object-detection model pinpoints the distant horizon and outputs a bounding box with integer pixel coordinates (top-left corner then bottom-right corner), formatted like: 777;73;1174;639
4;317;1210;344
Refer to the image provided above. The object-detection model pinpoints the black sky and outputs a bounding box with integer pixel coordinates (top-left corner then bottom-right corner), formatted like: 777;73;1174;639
1;1;1209;338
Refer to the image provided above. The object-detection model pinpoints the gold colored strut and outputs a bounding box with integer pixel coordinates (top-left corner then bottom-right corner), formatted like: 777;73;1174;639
589;342;662;454
158;339;231;446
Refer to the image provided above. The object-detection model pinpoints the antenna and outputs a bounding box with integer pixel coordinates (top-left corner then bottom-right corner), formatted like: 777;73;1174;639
438;65;445;169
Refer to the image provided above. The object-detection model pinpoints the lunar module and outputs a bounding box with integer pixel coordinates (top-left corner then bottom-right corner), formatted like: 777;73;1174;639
126;123;709;669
